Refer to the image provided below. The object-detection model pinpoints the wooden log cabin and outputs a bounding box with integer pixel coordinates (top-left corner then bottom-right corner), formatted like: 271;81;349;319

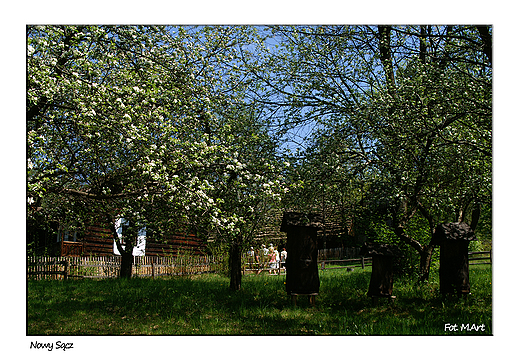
51;219;207;257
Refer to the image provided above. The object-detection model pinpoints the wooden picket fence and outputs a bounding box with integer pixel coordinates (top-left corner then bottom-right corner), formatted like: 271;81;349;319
242;247;369;275
27;250;492;280
243;259;287;275
27;255;223;280
320;257;372;271
317;249;491;272
317;247;371;272
468;250;492;265
318;247;362;260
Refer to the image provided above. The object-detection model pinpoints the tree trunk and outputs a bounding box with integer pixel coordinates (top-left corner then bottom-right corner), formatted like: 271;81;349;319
105;213;135;279
470;201;481;231
120;251;133;279
367;254;395;297
229;236;242;291
394;225;435;282
419;25;428;64
418;244;435;282
378;25;396;96
476;26;492;66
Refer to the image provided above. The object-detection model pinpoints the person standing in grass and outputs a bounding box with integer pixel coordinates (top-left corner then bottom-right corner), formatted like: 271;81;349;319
255;247;261;269
247;247;255;272
257;245;268;274
262;244;268;256
268;246;277;274
248;246;255;258
280;248;287;270
275;247;280;273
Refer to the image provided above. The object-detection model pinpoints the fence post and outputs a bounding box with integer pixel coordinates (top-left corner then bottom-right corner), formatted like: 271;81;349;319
64;259;68;280
361;256;365;269
152;259;155;279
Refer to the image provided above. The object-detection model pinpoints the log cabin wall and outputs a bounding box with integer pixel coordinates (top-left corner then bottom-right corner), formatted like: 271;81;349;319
145;233;206;256
58;222;206;257
81;225;113;256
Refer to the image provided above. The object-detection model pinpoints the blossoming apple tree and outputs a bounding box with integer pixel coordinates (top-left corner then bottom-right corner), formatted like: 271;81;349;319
27;25;285;285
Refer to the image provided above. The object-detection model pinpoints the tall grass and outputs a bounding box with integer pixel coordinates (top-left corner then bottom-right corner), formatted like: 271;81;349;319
27;264;492;335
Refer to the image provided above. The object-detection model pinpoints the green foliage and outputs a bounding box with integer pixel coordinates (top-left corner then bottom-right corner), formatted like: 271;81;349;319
245;25;491;278
368;216;434;276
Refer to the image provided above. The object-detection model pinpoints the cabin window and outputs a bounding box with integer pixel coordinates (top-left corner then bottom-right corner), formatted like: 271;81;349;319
56;228;77;243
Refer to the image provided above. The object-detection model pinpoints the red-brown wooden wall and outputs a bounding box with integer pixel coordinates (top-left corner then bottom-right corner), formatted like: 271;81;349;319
59;223;207;257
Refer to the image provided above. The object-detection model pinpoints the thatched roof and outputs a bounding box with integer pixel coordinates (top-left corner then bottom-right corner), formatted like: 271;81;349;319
431;222;477;245
280;212;323;232
360;242;401;257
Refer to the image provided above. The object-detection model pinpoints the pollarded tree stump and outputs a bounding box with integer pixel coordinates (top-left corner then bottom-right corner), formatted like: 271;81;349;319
361;243;401;305
368;254;394;297
281;212;323;305
431;222;477;297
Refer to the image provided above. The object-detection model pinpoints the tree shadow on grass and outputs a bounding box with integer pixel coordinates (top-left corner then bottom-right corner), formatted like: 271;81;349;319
27;271;492;335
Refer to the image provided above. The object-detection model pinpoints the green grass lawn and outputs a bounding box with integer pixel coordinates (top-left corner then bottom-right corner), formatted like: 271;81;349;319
27;264;492;335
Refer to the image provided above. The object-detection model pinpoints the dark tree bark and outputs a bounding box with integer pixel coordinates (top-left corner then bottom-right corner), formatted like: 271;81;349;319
120;252;134;279
368;255;394;296
106;213;135;279
470;200;481;231
229;235;242;291
477;25;492;66
419;25;428;64
361;243;401;298
418;244;435;282
378;25;396;96
431;223;476;296
281;212;322;295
